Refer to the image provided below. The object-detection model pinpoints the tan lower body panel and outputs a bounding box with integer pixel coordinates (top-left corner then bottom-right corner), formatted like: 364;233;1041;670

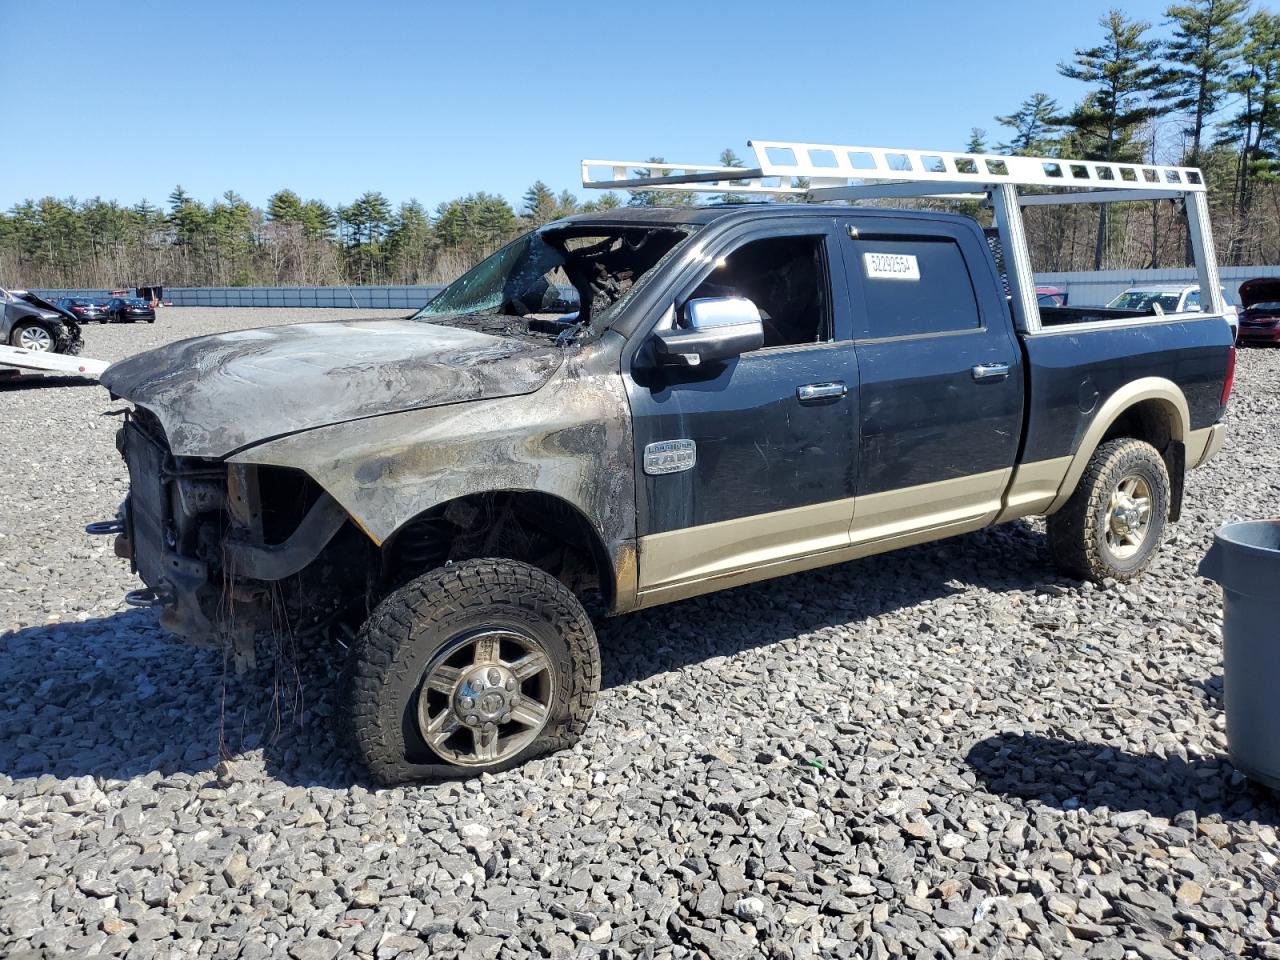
1187;424;1225;469
634;467;1011;609
994;456;1072;523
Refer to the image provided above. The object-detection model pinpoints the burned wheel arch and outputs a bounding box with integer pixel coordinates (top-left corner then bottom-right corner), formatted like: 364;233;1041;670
227;338;638;612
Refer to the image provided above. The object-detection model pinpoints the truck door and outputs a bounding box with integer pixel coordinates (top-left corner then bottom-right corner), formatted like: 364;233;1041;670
625;219;859;597
836;215;1024;542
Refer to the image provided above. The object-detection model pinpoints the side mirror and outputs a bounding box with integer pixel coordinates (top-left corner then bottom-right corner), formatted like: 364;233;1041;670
652;297;764;366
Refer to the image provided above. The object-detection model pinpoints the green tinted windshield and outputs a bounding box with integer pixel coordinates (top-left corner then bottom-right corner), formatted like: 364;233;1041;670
414;224;693;333
1107;291;1182;312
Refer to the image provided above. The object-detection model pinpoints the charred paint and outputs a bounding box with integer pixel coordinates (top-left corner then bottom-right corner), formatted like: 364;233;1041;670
229;332;636;572
100;317;565;458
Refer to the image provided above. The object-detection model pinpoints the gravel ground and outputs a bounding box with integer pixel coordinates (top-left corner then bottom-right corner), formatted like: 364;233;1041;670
2;308;1279;960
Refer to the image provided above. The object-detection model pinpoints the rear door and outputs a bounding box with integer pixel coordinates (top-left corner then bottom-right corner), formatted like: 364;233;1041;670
837;215;1024;542
626;218;860;595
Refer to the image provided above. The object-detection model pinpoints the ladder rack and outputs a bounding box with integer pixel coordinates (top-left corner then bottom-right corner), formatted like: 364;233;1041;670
581;139;1206;201
578;138;1222;336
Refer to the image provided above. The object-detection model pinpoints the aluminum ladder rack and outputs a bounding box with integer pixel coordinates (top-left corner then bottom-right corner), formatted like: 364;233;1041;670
580;139;1223;335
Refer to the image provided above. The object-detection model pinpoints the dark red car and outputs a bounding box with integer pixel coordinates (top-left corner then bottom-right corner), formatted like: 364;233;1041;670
1036;285;1068;307
1237;278;1280;346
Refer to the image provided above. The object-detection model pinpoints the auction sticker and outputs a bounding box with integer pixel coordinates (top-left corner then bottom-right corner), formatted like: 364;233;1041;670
863;252;920;280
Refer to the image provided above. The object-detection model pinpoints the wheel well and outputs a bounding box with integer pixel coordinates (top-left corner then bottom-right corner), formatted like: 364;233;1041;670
1098;398;1186;521
382;491;613;608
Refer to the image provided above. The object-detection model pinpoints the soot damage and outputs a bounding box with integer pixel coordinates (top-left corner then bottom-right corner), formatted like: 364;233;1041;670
96;223;684;664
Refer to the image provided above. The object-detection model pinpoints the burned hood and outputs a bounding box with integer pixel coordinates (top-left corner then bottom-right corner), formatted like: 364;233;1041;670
100;317;565;458
1237;277;1280;310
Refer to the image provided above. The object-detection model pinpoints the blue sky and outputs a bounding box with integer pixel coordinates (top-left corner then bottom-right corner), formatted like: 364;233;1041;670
4;0;1183;213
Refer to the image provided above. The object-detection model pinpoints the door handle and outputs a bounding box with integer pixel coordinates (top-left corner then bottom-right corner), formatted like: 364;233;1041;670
971;362;1011;382
797;381;848;403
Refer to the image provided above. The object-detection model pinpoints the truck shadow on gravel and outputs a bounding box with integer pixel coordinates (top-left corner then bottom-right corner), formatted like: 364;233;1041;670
0;520;1138;790
967;732;1279;824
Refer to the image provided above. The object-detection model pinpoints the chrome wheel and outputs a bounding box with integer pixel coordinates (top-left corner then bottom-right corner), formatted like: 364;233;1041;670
1105;474;1153;559
16;325;53;351
415;628;555;767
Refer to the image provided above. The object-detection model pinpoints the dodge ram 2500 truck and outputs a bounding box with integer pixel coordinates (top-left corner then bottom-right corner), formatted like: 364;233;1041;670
92;141;1235;782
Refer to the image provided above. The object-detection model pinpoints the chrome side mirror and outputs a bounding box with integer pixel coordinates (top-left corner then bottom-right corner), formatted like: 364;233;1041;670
652;296;764;366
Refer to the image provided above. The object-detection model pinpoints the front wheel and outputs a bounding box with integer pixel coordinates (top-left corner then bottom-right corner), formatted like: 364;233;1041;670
348;558;600;784
1047;438;1170;583
11;322;55;351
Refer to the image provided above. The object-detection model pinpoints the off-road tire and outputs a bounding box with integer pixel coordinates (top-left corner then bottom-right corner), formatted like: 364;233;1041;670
1047;438;1170;583
348;558;600;784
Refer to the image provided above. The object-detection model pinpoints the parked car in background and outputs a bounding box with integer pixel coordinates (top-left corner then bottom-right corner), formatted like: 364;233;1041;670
56;297;110;323
1106;284;1239;337
1236;277;1280;346
106;297;156;323
1;288;83;353
1036;286;1068;307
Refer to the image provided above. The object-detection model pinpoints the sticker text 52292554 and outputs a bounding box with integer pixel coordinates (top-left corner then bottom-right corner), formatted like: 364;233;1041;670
863;252;920;281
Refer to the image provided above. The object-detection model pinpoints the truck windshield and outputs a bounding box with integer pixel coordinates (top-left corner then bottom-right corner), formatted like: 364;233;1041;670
414;224;692;334
1107;290;1183;312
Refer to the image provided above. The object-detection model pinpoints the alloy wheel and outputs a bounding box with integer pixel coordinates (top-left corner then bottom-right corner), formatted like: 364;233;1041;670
415;628;555;767
17;326;54;351
1105;474;1153;559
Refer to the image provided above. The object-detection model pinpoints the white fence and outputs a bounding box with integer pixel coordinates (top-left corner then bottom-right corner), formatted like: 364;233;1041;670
1035;266;1280;307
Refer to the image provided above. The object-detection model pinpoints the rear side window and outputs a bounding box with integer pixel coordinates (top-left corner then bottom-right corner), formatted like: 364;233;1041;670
852;237;981;338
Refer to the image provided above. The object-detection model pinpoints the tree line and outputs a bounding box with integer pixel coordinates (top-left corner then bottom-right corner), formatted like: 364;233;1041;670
974;1;1280;271
0;180;626;290
3;0;1279;290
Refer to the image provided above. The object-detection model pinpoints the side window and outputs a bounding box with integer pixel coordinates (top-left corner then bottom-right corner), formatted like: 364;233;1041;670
1185;289;1200;310
851;237;981;338
688;235;831;349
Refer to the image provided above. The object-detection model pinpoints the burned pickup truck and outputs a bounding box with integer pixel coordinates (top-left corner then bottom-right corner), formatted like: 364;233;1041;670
93;141;1235;782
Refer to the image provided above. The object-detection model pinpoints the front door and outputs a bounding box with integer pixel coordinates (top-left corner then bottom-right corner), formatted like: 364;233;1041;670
625;221;859;596
837;215;1024;542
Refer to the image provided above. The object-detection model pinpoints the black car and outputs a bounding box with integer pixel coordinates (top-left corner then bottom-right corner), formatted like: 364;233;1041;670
1;288;83;353
106;297;156;323
56;297;111;323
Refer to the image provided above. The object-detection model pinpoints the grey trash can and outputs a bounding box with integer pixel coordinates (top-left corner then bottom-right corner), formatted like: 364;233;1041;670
1199;520;1280;790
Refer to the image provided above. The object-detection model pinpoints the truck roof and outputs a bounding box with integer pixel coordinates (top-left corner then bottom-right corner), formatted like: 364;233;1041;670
558;203;973;228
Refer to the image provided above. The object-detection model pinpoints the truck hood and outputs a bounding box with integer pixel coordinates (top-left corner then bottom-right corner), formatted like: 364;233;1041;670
100;318;565;458
1237;277;1280;310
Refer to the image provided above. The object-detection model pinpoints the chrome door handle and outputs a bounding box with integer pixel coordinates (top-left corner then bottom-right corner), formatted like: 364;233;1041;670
797;381;848;403
971;362;1011;382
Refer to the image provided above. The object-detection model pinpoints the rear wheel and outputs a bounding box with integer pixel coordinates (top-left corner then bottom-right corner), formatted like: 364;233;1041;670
348;558;600;784
11;322;54;352
1047;438;1170;583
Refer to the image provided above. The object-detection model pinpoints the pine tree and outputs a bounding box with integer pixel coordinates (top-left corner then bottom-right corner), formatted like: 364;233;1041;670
995;94;1060;154
267;189;305;224
966;128;988;154
521;181;558;224
627;158;694;207
1058;10;1167;267
1163;0;1249;166
1218;10;1280;261
715;147;749;204
581;192;622;212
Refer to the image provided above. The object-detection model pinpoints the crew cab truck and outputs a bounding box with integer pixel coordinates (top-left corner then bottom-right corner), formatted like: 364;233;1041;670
92;141;1235;782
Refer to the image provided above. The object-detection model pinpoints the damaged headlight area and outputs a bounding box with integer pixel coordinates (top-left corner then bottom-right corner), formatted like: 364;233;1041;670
89;408;375;668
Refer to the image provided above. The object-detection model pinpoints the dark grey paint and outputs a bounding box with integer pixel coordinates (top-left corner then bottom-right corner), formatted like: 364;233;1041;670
626;219;860;536
836;215;1025;494
1020;318;1233;464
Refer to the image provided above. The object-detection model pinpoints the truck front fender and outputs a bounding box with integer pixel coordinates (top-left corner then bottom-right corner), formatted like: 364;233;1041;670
226;357;635;564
